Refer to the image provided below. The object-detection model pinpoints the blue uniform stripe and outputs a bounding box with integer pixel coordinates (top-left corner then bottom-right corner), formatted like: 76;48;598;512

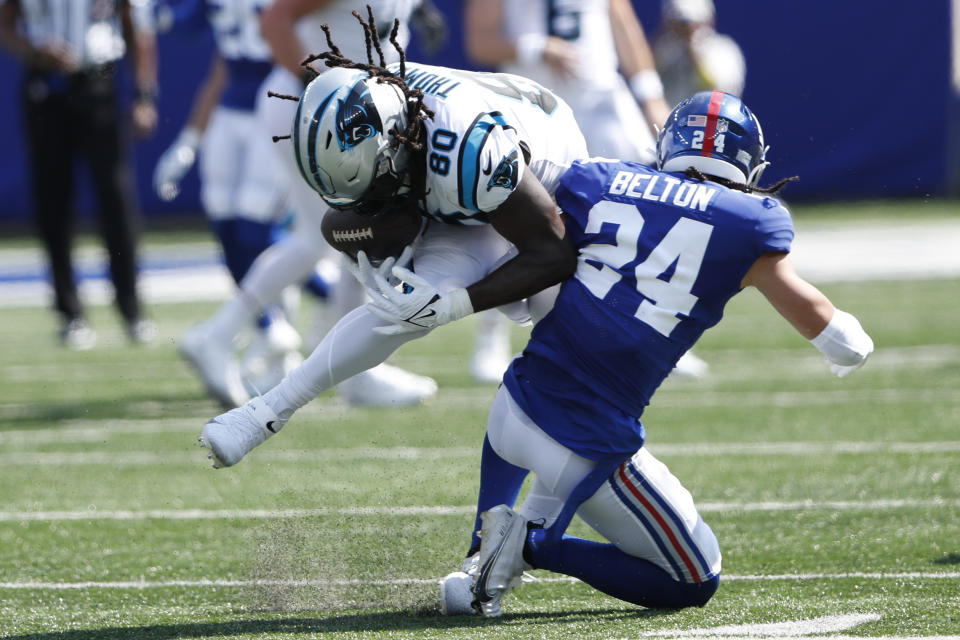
609;476;686;581
624;461;715;580
456;112;511;211
301;89;337;195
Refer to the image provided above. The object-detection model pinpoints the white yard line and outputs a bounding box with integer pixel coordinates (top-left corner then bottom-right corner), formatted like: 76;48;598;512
0;220;959;308
1;440;957;465
1;386;956;429
1;498;956;523
0;572;957;590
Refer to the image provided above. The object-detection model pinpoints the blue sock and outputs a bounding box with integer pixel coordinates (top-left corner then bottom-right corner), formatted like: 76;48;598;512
303;271;331;299
210;218;278;284
468;435;529;554
526;529;719;609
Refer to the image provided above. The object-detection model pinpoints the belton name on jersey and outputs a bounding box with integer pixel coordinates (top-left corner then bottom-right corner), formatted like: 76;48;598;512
505;158;794;461
390;62;586;225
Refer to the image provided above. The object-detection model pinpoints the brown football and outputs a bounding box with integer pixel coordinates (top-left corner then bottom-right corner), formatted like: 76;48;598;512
321;201;425;262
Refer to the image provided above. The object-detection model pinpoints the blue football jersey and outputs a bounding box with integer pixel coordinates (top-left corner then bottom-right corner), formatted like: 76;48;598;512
170;0;273;110
504;159;794;461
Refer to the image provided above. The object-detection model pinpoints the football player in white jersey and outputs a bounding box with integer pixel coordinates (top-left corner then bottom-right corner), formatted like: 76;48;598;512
465;0;710;379
196;11;589;469
153;0;310;405
175;0;439;409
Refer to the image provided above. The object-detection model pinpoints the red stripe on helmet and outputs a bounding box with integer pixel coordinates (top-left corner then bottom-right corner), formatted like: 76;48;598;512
700;90;725;157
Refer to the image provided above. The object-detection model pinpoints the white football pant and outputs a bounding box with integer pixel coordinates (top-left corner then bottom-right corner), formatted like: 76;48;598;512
486;385;722;584
199;105;287;223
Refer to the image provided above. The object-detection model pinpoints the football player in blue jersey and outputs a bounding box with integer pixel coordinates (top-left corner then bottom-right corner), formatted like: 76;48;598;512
431;90;874;616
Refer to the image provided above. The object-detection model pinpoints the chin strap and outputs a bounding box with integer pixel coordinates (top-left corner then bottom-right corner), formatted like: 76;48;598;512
747;160;770;187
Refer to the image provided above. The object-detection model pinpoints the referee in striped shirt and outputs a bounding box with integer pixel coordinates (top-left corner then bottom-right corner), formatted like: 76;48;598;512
0;0;159;348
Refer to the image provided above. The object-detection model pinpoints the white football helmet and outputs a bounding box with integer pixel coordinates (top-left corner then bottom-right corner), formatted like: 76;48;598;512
292;67;412;213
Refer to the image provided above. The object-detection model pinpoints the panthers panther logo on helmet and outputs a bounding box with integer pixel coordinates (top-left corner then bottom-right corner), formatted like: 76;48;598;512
335;81;384;150
292;67;410;209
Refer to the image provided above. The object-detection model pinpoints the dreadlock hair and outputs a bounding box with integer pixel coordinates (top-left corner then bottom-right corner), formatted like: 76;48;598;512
682;167;798;195
300;6;435;153
278;5;435;205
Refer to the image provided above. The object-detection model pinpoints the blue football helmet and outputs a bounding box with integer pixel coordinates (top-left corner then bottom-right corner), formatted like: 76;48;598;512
656;90;769;186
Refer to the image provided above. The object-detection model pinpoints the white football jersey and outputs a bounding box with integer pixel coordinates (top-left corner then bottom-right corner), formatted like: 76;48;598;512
395;63;587;225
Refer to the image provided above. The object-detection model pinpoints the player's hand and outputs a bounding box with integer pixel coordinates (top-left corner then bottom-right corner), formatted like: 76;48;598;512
345;246;414;289
132;99;158;138
358;252;473;334
153;128;200;201
28;43;78;73
542;37;578;79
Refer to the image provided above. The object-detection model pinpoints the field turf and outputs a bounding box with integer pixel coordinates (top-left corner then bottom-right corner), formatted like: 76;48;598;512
0;217;958;638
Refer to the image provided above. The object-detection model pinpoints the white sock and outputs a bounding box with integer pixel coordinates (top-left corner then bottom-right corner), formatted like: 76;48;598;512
204;294;257;344
242;232;323;309
262;305;427;415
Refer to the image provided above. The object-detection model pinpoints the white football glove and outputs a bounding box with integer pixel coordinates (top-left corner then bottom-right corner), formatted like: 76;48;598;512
343;246;415;289
153;127;200;201
356;252;473;334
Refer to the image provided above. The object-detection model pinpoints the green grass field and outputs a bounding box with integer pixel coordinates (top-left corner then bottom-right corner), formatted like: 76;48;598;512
1;216;958;638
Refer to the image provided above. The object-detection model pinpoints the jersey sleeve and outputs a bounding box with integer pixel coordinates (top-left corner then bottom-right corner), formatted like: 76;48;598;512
754;198;795;254
457;114;526;213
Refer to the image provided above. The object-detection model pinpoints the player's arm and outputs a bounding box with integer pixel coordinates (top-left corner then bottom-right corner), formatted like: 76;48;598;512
358;173;576;335
469;173;577;312
743;251;873;377
464;0;576;77
153;54;227;201
0;0;79;71
122;0;159;137
260;0;335;79
609;0;670;129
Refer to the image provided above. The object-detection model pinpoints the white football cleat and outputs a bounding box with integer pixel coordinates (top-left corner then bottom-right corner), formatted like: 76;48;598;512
61;318;97;351
472;505;529;617
241;317;303;393
179;324;249;408
672;350;710;379
198;396;283;468
469;312;512;384
338;363;437;408
439;553;479;616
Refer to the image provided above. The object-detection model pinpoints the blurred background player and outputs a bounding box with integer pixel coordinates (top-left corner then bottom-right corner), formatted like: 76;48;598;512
0;0;159;349
464;0;707;379
151;0;312;403
440;91;874;617
652;0;745;108
177;0;438;409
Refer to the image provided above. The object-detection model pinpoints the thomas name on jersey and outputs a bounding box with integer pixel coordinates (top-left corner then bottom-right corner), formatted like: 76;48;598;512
404;68;461;98
608;170;718;213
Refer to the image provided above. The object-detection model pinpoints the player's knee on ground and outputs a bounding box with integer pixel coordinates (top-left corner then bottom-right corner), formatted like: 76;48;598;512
667;573;719;608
